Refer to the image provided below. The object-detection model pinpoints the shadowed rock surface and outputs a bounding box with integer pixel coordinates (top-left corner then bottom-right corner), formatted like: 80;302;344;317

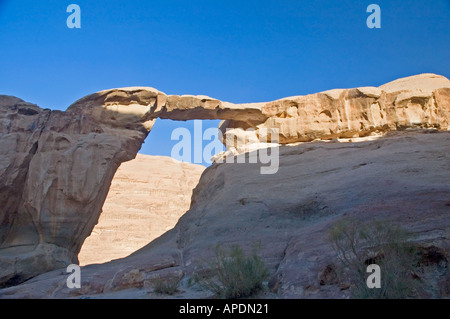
1;130;449;298
0;73;449;290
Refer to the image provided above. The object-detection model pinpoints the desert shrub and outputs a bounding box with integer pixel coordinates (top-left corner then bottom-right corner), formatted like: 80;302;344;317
199;244;269;299
152;276;181;295
328;218;420;298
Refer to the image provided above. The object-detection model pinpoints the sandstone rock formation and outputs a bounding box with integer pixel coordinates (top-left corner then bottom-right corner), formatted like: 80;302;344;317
0;94;153;287
78;154;204;266
1;130;449;298
0;73;449;289
220;73;450;154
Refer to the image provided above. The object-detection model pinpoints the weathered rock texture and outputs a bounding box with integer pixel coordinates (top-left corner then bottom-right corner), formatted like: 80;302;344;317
1;130;449;298
0;73;449;289
0;94;154;287
78;154;204;266
221;73;450;153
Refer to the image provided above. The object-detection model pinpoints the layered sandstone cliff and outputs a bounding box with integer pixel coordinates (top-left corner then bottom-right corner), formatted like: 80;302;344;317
221;73;450;154
78;154;204;266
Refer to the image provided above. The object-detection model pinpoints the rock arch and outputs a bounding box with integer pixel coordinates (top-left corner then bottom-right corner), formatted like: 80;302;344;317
0;73;449;287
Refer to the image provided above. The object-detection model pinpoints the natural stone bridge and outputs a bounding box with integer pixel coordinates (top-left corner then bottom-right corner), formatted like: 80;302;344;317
0;73;449;287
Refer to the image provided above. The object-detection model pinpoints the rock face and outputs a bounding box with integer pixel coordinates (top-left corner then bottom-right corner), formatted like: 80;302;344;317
78;154;204;266
221;73;450;153
0;73;449;289
0;94;154;287
1;130;449;298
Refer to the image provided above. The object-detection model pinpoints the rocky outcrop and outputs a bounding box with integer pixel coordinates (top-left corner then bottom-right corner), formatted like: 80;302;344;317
1;130;449;298
221;73;450;153
66;73;450;151
0;94;153;287
0;73;449;288
78;154;204;266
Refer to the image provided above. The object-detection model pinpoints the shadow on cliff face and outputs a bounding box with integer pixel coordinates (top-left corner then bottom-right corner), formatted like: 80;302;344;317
154;130;450;298
0;73;449;293
0;88;258;288
0;128;449;297
0;91;157;288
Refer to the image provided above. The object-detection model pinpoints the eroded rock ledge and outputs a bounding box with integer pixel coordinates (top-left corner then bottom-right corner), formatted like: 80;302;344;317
0;73;449;287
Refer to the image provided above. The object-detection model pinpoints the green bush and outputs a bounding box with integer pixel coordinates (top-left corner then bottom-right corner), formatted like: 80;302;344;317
328;218;420;298
152;276;180;295
200;244;269;299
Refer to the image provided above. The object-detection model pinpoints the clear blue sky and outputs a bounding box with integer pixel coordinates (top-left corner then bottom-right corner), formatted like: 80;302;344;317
1;0;449;165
